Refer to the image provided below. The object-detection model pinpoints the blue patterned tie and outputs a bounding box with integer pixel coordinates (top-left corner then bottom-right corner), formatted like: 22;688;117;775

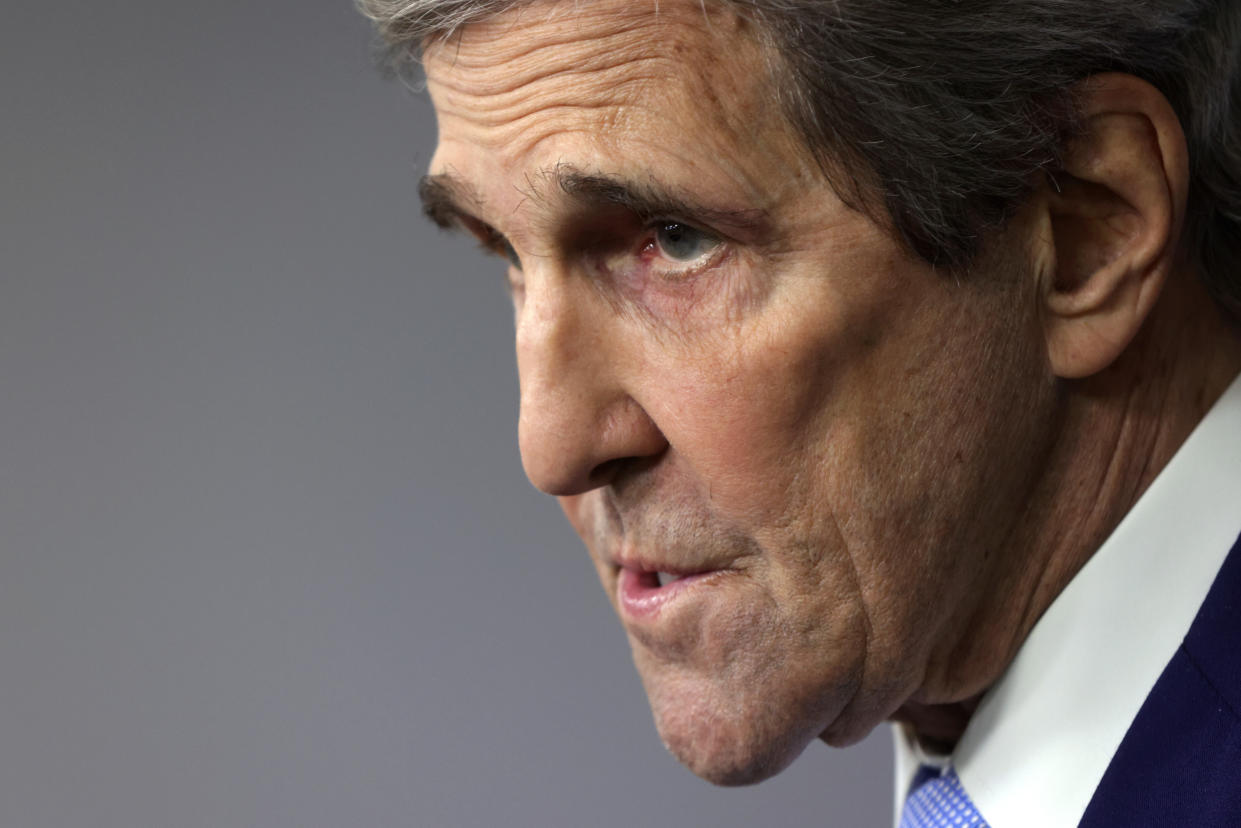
899;765;991;828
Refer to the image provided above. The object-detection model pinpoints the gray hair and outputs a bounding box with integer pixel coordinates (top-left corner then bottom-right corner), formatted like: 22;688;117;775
358;0;1241;321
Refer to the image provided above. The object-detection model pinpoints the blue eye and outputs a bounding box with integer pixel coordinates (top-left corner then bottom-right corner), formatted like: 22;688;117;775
655;222;718;261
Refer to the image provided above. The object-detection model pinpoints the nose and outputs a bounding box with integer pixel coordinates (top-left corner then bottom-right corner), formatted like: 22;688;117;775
515;272;667;496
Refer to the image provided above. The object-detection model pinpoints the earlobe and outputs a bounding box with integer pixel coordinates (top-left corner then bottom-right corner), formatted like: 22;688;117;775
1039;74;1189;379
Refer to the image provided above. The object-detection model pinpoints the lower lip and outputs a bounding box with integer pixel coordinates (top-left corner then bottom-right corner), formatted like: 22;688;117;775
617;568;717;620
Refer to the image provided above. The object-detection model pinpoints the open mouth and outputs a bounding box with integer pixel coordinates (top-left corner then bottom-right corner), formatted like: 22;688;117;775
628;568;698;588
617;567;719;619
656;571;686;588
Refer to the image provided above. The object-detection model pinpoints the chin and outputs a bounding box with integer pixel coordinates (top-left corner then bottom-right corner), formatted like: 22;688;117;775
647;679;825;787
660;718;809;786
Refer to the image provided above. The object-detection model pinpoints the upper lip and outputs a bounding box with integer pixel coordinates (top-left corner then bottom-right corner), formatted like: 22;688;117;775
610;553;723;577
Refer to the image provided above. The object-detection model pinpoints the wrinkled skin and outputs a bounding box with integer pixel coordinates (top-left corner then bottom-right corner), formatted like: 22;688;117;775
423;0;1060;785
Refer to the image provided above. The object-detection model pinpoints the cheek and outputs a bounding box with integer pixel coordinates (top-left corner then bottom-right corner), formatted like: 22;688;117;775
645;326;843;529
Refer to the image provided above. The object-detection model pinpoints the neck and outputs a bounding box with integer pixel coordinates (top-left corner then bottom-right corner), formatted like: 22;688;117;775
899;269;1241;749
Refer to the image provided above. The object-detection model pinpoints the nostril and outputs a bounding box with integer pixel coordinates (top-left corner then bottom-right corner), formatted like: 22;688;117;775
587;452;664;490
587;457;628;489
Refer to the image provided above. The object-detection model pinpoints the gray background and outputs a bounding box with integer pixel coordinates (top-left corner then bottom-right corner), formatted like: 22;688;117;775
1;1;891;825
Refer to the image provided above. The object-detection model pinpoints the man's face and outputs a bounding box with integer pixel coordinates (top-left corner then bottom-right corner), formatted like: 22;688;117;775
425;0;1056;785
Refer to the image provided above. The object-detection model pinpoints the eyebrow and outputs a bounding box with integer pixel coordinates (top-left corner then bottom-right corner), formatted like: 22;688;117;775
418;173;482;230
551;166;772;236
418;164;772;239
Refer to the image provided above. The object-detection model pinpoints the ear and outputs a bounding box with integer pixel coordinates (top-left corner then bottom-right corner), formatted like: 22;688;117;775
1037;73;1189;379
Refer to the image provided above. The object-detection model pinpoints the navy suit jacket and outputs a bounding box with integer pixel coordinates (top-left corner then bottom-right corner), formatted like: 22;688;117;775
1079;530;1241;826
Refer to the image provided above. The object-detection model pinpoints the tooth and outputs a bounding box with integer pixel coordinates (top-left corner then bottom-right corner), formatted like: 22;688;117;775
657;572;678;587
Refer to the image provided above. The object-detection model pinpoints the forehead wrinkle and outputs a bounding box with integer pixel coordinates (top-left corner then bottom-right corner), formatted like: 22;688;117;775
431;66;782;216
429;29;669;100
427;0;823;242
429;67;655;139
427;48;667;163
427;0;741;88
424;1;752;122
425;3;787;173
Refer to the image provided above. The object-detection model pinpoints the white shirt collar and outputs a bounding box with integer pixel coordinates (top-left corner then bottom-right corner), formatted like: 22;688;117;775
893;373;1241;827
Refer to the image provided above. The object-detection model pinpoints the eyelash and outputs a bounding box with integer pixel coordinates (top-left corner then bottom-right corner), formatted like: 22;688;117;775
637;221;728;283
480;230;520;270
461;216;731;292
457;217;521;275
